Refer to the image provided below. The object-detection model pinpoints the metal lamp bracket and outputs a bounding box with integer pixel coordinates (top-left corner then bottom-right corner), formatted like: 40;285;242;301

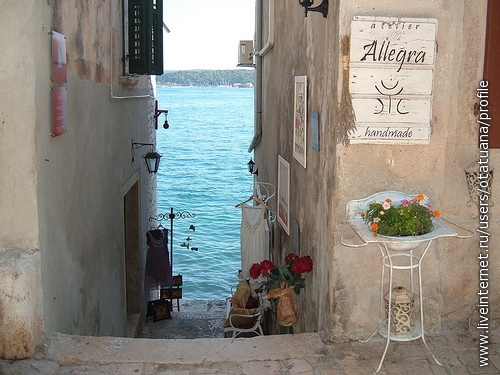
299;0;328;18
154;100;169;130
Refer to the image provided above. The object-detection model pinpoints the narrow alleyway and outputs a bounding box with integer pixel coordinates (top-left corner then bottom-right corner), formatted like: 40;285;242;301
138;299;227;339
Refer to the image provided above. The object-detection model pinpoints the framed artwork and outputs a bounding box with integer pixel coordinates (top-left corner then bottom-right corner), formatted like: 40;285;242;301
311;111;320;151
277;155;290;235
293;76;307;167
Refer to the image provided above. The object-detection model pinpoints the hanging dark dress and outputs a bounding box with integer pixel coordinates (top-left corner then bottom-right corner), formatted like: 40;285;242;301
144;229;173;292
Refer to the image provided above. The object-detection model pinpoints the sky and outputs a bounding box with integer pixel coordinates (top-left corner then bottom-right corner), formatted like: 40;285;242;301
163;0;255;70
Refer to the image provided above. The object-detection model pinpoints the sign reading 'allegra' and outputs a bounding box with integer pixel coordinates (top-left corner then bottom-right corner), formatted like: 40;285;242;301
349;16;438;145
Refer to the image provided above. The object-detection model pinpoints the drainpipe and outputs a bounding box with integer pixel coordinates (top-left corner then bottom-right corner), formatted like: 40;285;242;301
248;0;274;152
255;0;275;57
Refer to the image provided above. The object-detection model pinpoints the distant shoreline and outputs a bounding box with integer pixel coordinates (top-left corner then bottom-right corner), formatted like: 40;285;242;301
157;84;254;89
156;69;255;88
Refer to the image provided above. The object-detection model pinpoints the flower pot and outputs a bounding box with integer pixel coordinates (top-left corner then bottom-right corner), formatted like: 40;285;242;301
380;237;429;251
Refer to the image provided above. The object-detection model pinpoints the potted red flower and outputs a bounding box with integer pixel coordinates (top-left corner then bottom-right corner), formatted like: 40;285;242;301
250;253;313;327
249;253;313;295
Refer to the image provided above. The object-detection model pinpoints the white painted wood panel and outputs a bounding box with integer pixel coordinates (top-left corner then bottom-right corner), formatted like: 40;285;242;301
348;16;437;145
351;97;431;123
349;67;433;96
350;17;437;67
350;125;431;144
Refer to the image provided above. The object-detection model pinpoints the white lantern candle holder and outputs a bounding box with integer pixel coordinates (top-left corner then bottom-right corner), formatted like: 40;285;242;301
384;286;415;335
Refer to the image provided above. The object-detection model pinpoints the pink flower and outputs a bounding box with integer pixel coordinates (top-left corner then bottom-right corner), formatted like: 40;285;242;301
382;201;391;210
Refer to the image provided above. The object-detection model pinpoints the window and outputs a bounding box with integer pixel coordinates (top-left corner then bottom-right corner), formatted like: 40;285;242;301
128;0;163;75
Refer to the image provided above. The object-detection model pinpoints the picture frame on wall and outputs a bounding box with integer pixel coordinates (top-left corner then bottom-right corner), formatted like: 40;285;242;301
293;75;307;168
278;155;290;235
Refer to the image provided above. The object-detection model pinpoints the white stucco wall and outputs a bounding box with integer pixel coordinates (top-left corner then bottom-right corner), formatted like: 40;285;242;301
255;0;498;338
0;0;157;357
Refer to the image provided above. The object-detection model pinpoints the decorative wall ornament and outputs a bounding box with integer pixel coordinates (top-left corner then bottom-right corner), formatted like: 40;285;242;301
464;158;495;218
336;35;356;146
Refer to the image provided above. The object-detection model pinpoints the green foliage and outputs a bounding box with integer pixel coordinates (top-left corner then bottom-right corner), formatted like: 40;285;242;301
156;69;255;87
265;266;306;295
362;195;440;237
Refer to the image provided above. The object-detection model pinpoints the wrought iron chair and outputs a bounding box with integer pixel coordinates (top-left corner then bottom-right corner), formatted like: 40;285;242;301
223;282;264;338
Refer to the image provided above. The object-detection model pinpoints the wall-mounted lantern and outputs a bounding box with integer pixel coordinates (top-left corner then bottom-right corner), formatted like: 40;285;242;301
132;141;162;174
298;0;328;18
143;150;162;174
248;158;258;175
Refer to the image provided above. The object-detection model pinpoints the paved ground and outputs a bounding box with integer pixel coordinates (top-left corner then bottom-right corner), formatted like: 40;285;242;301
1;300;499;375
138;300;227;339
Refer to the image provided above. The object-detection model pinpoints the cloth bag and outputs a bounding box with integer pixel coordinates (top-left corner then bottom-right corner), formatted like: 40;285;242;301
266;285;299;326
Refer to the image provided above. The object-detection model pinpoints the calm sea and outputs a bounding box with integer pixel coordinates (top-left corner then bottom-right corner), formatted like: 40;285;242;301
155;86;254;300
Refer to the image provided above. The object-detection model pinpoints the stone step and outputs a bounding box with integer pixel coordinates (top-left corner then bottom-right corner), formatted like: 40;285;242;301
45;332;326;366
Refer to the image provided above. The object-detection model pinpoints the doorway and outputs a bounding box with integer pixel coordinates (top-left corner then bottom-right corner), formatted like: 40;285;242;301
124;181;141;317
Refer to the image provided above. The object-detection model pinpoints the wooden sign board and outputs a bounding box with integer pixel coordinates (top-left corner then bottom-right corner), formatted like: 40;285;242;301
349;16;438;144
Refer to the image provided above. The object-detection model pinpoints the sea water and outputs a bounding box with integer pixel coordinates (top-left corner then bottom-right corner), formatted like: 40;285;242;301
155;86;254;300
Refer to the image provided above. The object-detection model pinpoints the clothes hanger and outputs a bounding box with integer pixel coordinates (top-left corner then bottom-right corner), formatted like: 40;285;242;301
235;195;254;208
235;194;272;210
252;182;276;204
148;223;166;233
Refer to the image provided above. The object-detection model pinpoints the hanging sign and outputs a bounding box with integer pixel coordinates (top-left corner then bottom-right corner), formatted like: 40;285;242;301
348;16;438;144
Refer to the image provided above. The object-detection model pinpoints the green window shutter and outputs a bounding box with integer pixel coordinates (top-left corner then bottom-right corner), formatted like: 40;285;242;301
128;0;164;75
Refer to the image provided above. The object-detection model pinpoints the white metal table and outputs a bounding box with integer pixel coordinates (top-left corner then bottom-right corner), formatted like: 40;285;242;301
341;191;472;374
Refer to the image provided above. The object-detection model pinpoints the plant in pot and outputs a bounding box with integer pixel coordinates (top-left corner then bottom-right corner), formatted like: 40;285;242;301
361;193;441;237
250;253;313;328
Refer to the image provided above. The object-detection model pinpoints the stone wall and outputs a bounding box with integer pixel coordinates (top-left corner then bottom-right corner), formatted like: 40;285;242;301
255;0;498;338
0;252;44;358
